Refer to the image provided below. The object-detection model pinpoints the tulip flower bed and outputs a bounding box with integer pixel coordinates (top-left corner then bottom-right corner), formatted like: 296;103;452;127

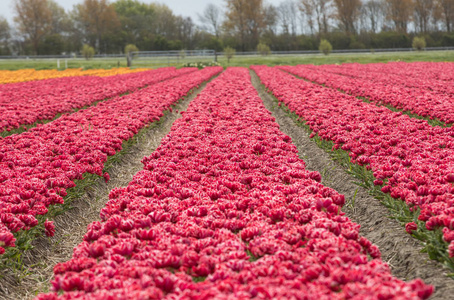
79;68;151;78
307;63;454;95
278;64;454;125
252;65;454;272
36;67;433;299
0;67;150;84
0;66;222;256
0;67;196;134
321;61;454;84
390;62;454;82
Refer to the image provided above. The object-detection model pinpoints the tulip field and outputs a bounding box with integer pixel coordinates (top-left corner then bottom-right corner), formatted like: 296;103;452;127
254;64;454;263
1;63;454;299
0;68;150;84
0;67;196;134
0;66;221;254
277;63;454;125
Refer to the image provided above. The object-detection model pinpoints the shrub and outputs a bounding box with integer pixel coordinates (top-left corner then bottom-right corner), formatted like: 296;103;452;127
257;43;271;56
125;44;139;57
224;47;235;63
182;61;221;69
412;36;426;51
349;41;366;50
125;44;139;67
319;39;332;55
81;44;95;60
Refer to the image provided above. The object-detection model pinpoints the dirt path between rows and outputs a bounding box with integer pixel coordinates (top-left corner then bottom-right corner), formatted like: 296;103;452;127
250;70;454;299
0;81;210;300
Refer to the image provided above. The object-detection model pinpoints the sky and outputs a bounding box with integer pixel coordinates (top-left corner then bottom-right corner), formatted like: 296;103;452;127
1;0;287;24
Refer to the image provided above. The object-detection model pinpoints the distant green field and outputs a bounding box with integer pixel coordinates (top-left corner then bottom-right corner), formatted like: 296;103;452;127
0;50;453;70
218;50;454;67
0;58;129;70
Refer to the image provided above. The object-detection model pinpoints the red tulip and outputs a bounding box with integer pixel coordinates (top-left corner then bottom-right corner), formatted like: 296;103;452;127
44;219;55;237
405;222;418;234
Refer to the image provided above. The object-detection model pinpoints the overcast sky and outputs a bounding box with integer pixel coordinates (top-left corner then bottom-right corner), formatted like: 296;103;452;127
1;0;287;24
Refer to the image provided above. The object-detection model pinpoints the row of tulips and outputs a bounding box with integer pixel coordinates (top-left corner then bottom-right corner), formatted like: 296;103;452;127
0;67;196;133
81;68;151;78
0;68;150;84
252;65;454;264
308;62;454;96
0;66;223;255
36;67;432;299
278;64;454;125
327;62;454;83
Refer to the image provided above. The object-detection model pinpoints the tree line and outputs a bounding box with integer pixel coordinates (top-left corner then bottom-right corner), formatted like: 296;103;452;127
0;0;454;56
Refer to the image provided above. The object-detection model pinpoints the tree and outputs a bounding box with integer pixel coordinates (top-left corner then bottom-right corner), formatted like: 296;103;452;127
435;0;454;32
299;0;315;34
73;0;120;51
48;0;71;34
263;4;279;35
0;17;10;42
319;38;332;54
0;17;10;55
384;0;413;33
224;0;266;51
198;4;222;38
125;44;138;66
114;0;155;45
278;0;299;36
82;44;95;59
43;1;72;55
413;0;434;33
125;44;138;55
224;46;235;63
175;16;196;49
152;3;177;38
362;0;385;33
299;0;333;35
38;34;65;55
333;0;362;34
13;0;52;54
200;35;224;52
